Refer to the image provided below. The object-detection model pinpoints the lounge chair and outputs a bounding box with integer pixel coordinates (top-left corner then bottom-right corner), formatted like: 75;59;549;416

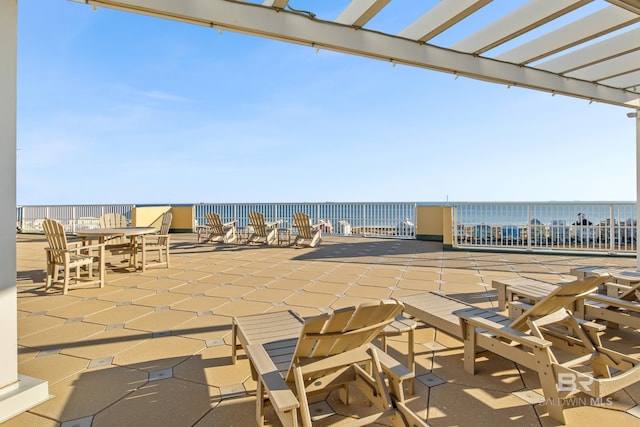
292;212;322;248
396;275;640;423
247;211;279;245
493;276;640;329
138;212;172;271
232;300;427;427
43;218;105;294
197;212;237;244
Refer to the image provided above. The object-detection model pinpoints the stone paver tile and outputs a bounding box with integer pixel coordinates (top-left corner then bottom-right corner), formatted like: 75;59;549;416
427;383;540;426
285;292;337;309
125;309;195;333
174;346;251;388
285;271;325;281
213;300;273;317
1;411;60;427
432;348;524;393
46;299;115;320
318;274;361;285
104;275;157;287
168;270;212;281
356;275;398;288
252;268;292;279
242;288;292;304
18;314;65;338
113;335;204;371
172;314;232;341
193;396;264;427
228;276;274;288
345;286;392;299
172;295;228;313
203;285;256;299
61;327;152;360
29;365;148;423
395;278;439;292
84;305;154;326
91;378;218;427
134;292;191;308
96;287;156;303
303;282;350;295
171;281;222;295
266;278;311;290
19;322;106;350
136;277;186;291
19;353;88;386
17;295;80;313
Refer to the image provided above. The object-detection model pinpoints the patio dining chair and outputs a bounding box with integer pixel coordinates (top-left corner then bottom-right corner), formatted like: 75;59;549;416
43;218;105;295
138;212;172;272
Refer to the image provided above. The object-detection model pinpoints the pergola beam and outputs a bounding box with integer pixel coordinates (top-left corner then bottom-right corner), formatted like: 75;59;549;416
69;0;640;109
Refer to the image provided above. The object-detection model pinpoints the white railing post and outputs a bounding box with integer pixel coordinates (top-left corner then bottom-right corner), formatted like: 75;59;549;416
635;110;640;270
609;204;615;254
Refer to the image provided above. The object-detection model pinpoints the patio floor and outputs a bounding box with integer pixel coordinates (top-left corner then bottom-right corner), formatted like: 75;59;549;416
10;233;640;426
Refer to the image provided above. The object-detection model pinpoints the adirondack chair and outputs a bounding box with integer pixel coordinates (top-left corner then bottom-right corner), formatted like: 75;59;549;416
197;212;237;244
398;275;640;423
138;212;172;271
234;300;427;427
247;211;279;245
43;218;105;294
493;276;640;330
292;212;322;248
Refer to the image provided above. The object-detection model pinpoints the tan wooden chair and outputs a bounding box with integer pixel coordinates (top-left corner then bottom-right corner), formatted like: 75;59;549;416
233;300;427;427
43;218;105;295
138;212;172;271
493;276;640;330
398;275;640;424
197;212;237;244
98;212;133;257
247;211;279;245
292;212;322;248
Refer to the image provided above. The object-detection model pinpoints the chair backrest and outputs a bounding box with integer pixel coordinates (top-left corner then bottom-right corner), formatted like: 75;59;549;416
100;213;127;228
43;218;68;264
285;300;404;382
293;212;314;239
509;274;610;331
206;212;224;233
248;211;268;236
159;212;172;242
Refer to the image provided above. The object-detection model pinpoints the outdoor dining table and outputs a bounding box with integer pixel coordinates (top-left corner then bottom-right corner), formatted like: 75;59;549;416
75;227;156;269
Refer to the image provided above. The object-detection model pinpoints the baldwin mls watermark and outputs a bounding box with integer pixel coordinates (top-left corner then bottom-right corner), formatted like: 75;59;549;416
543;373;613;407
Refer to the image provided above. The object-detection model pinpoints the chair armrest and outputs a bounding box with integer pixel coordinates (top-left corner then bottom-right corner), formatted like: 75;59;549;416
371;346;412;381
223;220;237;227
244;344;299;413
266;221;280;228
456;310;553;349
586;293;640;313
68;242;106;253
603;282;633;297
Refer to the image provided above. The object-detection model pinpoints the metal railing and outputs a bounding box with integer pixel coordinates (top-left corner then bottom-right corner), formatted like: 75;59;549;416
194;202;417;239
452;202;637;254
18;204;134;233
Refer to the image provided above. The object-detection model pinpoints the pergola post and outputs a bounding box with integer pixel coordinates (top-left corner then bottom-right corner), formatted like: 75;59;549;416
0;1;49;422
635;111;640;270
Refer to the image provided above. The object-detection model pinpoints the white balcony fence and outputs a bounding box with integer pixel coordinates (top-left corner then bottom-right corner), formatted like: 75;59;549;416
194;202;417;239
453;202;637;254
16;201;638;255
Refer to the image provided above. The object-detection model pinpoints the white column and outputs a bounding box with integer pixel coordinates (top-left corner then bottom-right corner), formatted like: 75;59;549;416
635;111;640;271
0;1;49;422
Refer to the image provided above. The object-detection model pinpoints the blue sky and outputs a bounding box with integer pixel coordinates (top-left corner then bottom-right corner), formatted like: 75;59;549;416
16;1;637;205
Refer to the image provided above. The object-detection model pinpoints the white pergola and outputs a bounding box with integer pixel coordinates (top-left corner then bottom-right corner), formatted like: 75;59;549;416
1;0;639;421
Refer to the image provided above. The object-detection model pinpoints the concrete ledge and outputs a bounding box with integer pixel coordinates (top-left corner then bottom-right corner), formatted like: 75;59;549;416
0;375;50;423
